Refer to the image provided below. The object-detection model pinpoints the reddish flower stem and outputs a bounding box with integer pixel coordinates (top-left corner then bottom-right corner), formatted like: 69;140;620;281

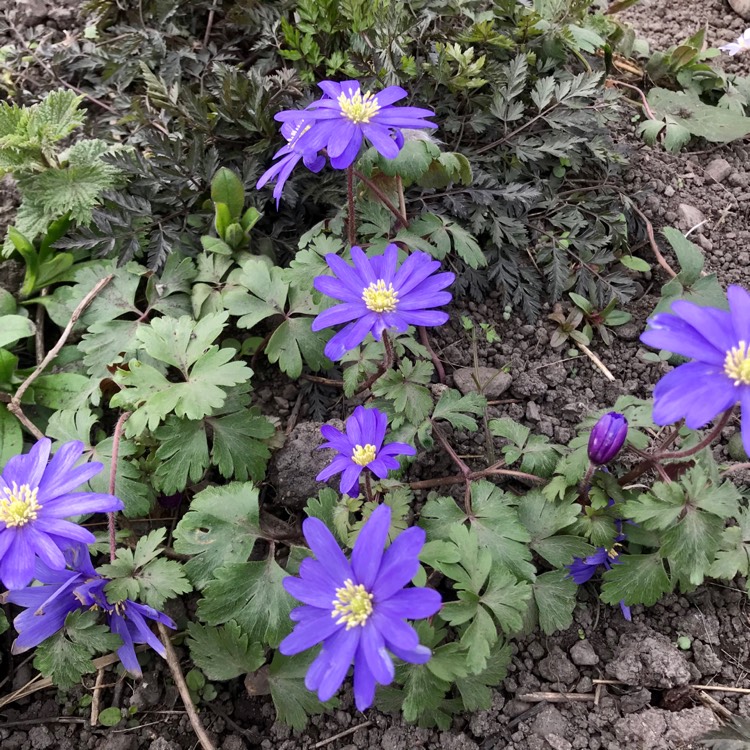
347;166;356;247
108;411;131;563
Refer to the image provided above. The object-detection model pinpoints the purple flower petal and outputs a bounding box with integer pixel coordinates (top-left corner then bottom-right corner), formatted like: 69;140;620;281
389;643;432;664
339;464;363;497
110;613;141;676
327;121;357;159
312;302;370;330
2;438;51;493
284;575;338;609
317;455;353;483
330;128;363;169
362;123;400;159
302;517;353;582
279;610;340;655
2;531;36;589
25;527;66;570
372;612;419;651
43;491;123;518
372;527;426;600
373;86;408;107
353;648;377;711
360;624;395;684
640;315;725;365
316;626;361;702
351;504;390;589
376;587;442;620
34;517;97;544
742;388;750;457
314;275;364;304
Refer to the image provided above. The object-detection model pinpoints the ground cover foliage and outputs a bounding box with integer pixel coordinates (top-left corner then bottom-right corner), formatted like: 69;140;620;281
0;0;749;738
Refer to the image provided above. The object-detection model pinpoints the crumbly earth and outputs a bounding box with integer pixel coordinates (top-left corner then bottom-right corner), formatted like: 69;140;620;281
1;0;750;748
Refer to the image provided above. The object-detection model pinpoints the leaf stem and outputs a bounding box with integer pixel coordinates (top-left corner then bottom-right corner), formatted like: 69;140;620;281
352;169;408;228
346;166;356;247
654;408;734;461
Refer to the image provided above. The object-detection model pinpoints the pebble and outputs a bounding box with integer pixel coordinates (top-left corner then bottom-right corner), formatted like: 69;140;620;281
704;157;733;183
570;640;599;666
677;203;705;230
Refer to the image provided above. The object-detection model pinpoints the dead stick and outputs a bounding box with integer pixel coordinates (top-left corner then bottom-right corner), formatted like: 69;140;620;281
578;342;615;382
698;690;732;721
629;203;678;279
8;275;113;439
518;692;595;703
158;623;216;750
313;721;373;749
594;678;750;695
90;667;105;727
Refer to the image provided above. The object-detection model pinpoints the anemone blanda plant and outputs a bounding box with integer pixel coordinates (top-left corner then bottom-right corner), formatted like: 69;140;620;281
279;504;441;710
316;405;415;497
0;439;123;590
312;244;454;361
720;29;750;56
273;80;435;170
7;544;176;676
640;284;750;453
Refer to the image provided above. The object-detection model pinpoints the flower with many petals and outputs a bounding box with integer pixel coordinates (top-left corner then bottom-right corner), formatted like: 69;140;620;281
312;244;454;361
7;545;176;676
0;439;123;590
256;117;327;207
273;80;435;170
316;406;416;497
640;285;750;455
720;29;750;56
567;537;631;621
279;504;441;710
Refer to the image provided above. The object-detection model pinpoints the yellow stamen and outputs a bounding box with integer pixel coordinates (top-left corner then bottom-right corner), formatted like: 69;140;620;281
0;482;41;528
725;341;750;386
362;279;398;313
332;579;373;629
351;444;377;466
337;89;380;124
607;543;622;560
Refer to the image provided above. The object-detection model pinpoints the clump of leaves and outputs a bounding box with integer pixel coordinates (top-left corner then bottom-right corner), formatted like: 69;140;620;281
0;89;124;253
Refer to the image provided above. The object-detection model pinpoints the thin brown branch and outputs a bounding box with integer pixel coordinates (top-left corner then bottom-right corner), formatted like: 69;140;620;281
419;326;446;383
629;203;678;279
353;169;408;228
90;668;105;727
108;411;131;562
158;623;216;750
8;275;114;440
656;408;733;461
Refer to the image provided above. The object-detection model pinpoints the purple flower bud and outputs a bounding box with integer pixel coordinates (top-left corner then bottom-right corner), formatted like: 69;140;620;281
588;412;628;465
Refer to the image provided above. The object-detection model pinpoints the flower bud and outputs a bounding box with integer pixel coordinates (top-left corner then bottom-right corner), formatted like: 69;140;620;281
588;412;628;465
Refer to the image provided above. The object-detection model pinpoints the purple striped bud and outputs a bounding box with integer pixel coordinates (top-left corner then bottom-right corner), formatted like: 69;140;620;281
588;412;628;465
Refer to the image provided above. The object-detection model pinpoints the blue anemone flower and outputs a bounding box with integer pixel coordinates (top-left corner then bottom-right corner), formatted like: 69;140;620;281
256;118;326;208
273;80;435;170
316;406;416;497
312;244;454;361
0;439;123;590
640;285;750;454
7;545;176;676
279;504;441;711
567;537;631;621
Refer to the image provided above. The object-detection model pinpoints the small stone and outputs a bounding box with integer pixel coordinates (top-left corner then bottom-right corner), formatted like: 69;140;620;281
569;640;599;667
705;158;733;183
664;185;675;197
526;401;541;422
101;736;137;750
606;630;691;688
538;649;579;685
29;727;55;750
620;687;651;714
453;367;512;398
729;0;750;20
677;203;705;230
530;705;570;739
545;735;572;750
129;671;162;710
223;737;247;750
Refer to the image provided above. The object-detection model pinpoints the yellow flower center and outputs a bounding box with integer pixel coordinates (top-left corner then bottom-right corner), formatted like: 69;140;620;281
607;543;622;560
337;89;380;124
351;443;377;466
725;341;750;386
332;579;374;629
362;279;398;313
0;482;42;528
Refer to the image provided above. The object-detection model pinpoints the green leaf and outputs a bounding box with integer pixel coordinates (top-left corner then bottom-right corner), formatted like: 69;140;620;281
98;528;192;609
532;570;577;635
662;227;703;286
34;609;122;690
208;411;274;482
648;88;750;145
709;510;750;579
431;389;486;431
268;650;337;730
186;621;265;681
211;167;245;220
197;558;294;648
600;554;672;607
98;708;123;727
265;317;330;379
0;314;34;348
421;481;534;581
153;417;209;494
455;640;511;712
619;255;650;273
0;404;22;466
173;483;262;589
31;373;90;410
661;509;724;587
372;360;434;427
